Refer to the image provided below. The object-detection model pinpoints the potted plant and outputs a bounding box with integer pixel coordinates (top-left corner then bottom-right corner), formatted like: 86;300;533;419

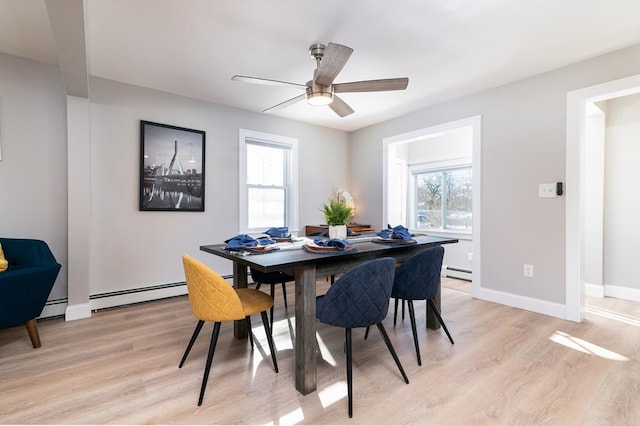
321;198;354;240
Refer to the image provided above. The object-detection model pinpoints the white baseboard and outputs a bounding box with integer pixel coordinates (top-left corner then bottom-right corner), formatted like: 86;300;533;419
585;283;639;301
585;283;606;298
65;303;91;321
90;283;188;311
476;286;567;320
40;282;191;321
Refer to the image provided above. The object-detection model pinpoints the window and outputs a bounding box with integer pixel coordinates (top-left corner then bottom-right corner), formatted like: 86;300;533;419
239;129;298;233
412;165;472;231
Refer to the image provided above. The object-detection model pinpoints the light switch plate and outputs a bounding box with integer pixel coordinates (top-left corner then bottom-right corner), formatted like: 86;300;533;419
539;183;556;198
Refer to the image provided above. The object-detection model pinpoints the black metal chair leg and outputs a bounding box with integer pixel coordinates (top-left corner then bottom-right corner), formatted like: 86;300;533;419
269;285;275;329
376;323;409;384
179;320;205;368
393;298;399;326
255;282;262;291
281;281;288;309
407;300;422;366
247;316;254;348
261;311;279;373
198;322;221;406
427;298;454;344
364;326;370;340
346;328;353;418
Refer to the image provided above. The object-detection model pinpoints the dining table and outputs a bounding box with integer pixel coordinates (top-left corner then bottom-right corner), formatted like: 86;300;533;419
200;234;458;396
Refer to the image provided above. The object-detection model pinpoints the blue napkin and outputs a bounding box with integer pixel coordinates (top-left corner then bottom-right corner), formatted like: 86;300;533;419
313;238;351;251
265;227;291;238
225;234;274;251
377;224;413;241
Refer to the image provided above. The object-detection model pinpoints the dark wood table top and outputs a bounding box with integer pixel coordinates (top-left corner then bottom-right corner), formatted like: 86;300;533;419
200;235;459;272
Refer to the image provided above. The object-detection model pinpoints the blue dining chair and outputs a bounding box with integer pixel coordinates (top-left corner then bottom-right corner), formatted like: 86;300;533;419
316;257;409;418
391;246;454;366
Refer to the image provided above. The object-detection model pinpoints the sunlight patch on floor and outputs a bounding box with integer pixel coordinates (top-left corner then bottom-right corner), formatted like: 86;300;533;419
279;407;305;425
318;381;347;408
316;333;337;367
585;304;640;327
549;331;629;361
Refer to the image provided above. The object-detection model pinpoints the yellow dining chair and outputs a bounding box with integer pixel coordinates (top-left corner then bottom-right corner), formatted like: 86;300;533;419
179;254;279;406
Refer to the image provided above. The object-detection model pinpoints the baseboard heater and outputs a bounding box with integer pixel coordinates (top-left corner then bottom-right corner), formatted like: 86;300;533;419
40;274;234;319
444;266;472;281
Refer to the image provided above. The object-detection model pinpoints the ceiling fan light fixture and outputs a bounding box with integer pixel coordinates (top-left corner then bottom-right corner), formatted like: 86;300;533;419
307;91;333;106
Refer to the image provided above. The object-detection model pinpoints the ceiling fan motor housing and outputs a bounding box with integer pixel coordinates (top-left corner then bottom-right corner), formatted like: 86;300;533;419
306;80;333;105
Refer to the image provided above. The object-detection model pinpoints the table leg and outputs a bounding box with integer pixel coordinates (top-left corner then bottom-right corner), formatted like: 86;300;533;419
295;266;317;395
233;263;249;339
426;282;442;330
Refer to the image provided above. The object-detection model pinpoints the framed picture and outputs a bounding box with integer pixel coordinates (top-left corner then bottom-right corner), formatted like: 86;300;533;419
140;120;205;211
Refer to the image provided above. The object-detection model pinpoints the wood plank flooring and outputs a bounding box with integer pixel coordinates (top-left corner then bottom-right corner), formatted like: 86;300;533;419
1;278;638;425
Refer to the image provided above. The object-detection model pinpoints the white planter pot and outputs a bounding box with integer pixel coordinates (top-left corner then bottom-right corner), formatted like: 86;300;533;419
328;225;347;240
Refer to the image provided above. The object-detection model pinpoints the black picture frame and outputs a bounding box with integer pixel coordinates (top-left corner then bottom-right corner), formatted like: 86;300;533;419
140;120;205;211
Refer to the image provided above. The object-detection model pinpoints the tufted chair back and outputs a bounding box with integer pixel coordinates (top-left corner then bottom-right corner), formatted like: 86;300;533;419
316;257;396;328
391;246;444;301
182;255;245;322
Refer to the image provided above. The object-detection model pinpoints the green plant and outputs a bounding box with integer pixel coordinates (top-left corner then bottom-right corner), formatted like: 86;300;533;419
321;198;354;226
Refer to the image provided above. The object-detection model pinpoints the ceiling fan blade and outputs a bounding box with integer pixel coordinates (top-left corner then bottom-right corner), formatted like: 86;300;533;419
315;43;353;86
232;75;307;90
263;93;306;113
328;95;355;117
333;77;409;93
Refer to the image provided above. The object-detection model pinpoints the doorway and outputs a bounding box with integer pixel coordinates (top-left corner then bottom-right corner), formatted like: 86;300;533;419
383;115;482;296
566;74;640;322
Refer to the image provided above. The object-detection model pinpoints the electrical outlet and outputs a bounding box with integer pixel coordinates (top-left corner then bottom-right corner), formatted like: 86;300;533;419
523;264;534;278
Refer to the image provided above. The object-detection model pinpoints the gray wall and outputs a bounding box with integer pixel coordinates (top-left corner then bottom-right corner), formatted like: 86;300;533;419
0;54;68;300
350;44;640;306
2;43;639;315
0;53;350;305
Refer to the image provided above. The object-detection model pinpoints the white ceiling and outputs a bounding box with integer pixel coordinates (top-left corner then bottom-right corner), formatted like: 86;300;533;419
1;0;639;131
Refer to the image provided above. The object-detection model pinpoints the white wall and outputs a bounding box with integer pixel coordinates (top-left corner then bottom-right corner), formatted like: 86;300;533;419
603;93;640;291
0;54;68;300
350;44;640;308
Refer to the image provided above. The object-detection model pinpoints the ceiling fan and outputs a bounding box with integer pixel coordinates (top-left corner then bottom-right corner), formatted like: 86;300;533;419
231;42;409;117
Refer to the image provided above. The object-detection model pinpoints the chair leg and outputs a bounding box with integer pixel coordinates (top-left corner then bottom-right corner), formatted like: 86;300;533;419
407;300;422;366
25;319;41;348
281;281;288;309
179;320;205;368
255;281;262;291
247;316;254;349
345;327;353;418
260;311;279;373
198;322;221;406
269;285;275;330
364;326;370;340
393;298;399;327
376;323;409;384
427;298;454;344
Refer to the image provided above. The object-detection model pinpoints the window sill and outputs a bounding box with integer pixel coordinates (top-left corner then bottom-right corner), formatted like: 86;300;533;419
412;229;472;241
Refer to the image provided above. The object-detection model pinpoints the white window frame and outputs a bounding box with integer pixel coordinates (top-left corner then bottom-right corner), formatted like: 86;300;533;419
239;129;299;235
408;157;472;235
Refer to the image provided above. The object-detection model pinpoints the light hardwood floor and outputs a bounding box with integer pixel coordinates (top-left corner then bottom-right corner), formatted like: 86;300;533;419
1;278;638;425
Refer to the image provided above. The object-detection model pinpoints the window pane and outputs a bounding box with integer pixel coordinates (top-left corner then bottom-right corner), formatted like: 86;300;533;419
248;188;285;228
415;172;442;229
247;143;284;186
444;168;473;230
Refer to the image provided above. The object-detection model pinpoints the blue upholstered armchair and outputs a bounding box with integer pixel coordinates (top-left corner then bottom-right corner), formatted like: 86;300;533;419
0;238;61;348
